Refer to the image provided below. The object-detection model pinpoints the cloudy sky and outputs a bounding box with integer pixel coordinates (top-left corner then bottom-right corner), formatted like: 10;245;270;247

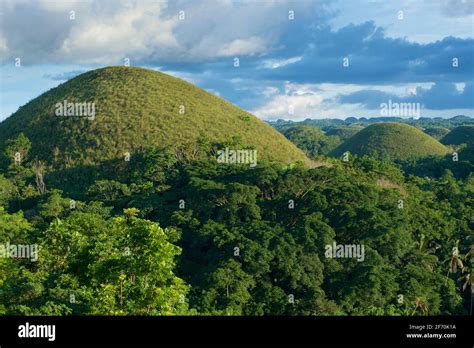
0;0;473;122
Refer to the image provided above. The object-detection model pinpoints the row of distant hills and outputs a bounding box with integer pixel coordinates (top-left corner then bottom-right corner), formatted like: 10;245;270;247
270;116;474;162
270;115;473;130
0;66;472;167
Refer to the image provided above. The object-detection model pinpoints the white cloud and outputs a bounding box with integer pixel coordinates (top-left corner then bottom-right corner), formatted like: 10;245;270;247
252;82;445;120
0;0;329;64
217;37;266;57
253;82;324;120
0;1;170;64
57;2;179;64
261;56;303;69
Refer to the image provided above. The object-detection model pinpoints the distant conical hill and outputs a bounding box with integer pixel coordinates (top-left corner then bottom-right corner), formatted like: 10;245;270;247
329;122;449;160
0;66;308;166
441;125;474;145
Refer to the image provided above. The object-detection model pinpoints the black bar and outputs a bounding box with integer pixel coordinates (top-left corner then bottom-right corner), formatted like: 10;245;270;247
0;316;472;346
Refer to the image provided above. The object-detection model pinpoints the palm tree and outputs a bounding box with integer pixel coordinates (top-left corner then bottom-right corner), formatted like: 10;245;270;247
411;297;429;315
461;271;474;315
446;241;464;283
32;159;46;194
414;234;438;272
460;246;474;315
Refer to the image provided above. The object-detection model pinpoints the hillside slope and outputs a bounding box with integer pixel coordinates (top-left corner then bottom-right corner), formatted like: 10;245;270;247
441;125;474;145
0;66;309;166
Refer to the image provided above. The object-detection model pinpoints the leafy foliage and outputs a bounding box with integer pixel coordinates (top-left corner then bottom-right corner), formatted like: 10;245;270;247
0;207;189;315
283;125;340;158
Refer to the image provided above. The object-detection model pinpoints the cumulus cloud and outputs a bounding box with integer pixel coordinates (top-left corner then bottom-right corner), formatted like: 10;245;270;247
2;1;471;85
1;0;179;65
253;82;324;120
256;22;474;85
0;0;330;65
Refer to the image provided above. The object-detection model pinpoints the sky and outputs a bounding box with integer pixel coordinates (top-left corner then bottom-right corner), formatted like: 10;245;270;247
0;0;473;122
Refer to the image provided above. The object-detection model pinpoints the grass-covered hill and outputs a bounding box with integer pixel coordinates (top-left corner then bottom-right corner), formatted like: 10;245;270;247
0;66;308;166
441;125;474;145
329;122;450;160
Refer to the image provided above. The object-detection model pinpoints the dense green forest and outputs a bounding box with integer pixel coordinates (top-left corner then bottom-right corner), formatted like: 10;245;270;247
0;129;473;316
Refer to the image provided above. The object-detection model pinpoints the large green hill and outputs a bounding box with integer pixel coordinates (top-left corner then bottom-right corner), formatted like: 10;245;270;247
329;122;449;160
0;66;308;166
441;125;474;145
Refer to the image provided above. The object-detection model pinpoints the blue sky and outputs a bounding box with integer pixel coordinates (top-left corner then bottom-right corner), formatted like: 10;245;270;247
0;0;473;122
